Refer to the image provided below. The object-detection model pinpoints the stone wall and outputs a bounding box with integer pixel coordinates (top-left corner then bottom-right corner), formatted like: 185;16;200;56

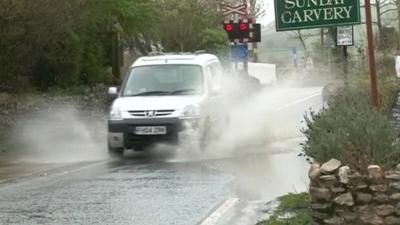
309;159;400;225
0;86;110;130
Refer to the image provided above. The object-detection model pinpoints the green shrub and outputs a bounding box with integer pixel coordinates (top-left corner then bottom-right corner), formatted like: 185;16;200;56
302;88;400;172
378;77;400;112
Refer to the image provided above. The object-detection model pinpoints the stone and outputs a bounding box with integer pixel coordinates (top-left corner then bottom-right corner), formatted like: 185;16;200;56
334;193;354;206
368;165;384;182
390;193;400;201
310;203;333;211
395;203;400;215
369;216;384;225
323;216;345;225
370;184;388;192
356;192;373;204
310;187;332;201
319;175;337;181
376;205;395;216
390;182;400;192
321;159;342;174
360;214;384;225
318;175;338;187
334;206;348;214
349;172;368;189
331;187;346;194
312;211;330;220
357;205;374;215
338;166;350;184
338;211;357;222
355;184;369;190
309;163;321;180
385;216;400;225
395;164;400;172
343;215;357;223
374;193;389;203
386;172;400;181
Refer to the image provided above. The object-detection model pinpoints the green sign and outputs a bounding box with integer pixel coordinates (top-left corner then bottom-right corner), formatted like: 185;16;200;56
274;0;361;31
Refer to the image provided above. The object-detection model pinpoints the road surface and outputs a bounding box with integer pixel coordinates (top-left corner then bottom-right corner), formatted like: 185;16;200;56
0;86;323;225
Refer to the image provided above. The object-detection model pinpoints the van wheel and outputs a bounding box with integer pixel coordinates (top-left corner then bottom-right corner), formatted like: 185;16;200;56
108;145;124;158
199;117;214;151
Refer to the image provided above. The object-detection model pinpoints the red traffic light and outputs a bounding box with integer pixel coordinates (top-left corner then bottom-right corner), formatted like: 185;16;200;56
224;24;234;32
239;23;248;31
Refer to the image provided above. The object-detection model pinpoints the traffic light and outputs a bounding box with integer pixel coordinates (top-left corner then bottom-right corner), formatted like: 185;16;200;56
223;19;261;43
223;20;251;42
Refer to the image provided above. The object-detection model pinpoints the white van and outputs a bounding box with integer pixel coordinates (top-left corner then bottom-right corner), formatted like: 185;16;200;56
107;53;224;156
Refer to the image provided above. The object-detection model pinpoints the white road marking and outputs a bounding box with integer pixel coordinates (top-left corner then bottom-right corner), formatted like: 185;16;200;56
50;159;112;178
200;197;239;225
276;91;322;111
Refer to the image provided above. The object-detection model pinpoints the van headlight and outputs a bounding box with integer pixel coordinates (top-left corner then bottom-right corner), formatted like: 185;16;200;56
181;105;200;119
110;108;123;120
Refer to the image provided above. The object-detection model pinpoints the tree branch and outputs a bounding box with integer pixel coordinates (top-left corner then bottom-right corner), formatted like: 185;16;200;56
380;8;397;16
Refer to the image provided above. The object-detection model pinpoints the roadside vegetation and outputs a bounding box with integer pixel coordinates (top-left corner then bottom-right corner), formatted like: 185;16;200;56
299;0;400;172
0;0;230;93
301;35;400;172
258;193;311;225
302;87;400;172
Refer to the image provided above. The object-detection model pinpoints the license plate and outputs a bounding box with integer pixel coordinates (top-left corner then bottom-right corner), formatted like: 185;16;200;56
135;126;167;135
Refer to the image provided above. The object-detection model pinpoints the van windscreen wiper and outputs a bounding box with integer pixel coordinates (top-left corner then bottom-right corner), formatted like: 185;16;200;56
127;91;170;96
170;89;201;95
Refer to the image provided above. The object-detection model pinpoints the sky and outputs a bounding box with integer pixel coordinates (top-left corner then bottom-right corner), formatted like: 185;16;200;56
262;0;275;25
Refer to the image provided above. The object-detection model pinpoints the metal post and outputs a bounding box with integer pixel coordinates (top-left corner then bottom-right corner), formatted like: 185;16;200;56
343;46;349;87
365;0;379;107
253;43;258;63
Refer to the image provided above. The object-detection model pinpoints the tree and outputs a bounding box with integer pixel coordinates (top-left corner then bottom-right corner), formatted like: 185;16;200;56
155;0;225;52
0;0;157;90
392;0;400;48
0;0;231;91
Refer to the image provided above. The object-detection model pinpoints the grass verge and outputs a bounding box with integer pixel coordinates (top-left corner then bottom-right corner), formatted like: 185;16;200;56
257;193;311;225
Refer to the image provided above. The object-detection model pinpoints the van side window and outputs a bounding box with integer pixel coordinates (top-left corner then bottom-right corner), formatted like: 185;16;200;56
206;65;213;78
207;62;222;92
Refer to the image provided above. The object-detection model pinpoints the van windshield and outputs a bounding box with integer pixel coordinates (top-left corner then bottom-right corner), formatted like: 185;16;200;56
122;65;204;97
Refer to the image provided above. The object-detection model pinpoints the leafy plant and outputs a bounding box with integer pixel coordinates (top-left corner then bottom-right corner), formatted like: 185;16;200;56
302;88;400;172
259;193;311;225
279;193;310;210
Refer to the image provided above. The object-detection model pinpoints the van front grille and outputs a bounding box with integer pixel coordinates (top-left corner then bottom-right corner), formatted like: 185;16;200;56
128;110;175;117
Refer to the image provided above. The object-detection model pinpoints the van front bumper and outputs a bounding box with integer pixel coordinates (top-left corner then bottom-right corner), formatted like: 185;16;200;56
108;118;198;150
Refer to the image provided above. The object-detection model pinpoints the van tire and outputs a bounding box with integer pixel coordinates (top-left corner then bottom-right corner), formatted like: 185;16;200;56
108;146;124;158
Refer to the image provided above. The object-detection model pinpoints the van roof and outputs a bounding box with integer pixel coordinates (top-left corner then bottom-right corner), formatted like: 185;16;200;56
132;53;219;67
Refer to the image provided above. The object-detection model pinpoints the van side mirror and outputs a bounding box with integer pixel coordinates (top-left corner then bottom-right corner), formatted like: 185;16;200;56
108;87;118;98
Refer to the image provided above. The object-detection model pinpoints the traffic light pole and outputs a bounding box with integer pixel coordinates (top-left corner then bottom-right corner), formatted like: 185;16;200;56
244;59;248;73
365;0;379;107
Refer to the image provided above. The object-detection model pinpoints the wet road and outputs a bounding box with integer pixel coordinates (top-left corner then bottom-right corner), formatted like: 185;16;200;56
0;87;323;225
0;157;233;225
